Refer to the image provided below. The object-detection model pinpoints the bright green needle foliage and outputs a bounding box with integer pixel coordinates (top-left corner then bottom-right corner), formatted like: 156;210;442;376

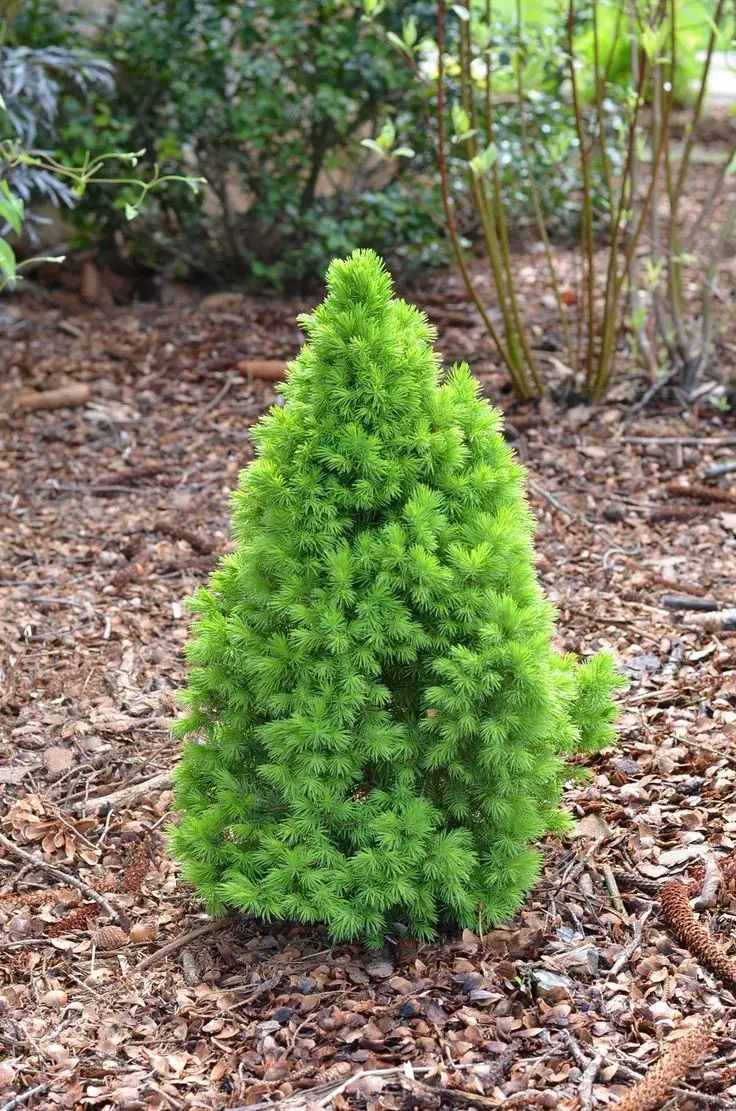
169;249;623;947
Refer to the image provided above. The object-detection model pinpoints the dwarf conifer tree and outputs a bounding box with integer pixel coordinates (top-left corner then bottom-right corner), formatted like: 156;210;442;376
170;249;622;947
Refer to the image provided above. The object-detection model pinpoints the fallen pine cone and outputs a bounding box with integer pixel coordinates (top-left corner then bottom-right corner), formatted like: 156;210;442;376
47;904;100;936
110;562;144;591
0;886;79;907
660;880;736;985
614;1023;712;1111
119;839;150;894
155;520;216;556
92;924;129;950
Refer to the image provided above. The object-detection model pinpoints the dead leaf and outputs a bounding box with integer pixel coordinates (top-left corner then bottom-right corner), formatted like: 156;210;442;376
365;958;394;980
44;747;73;777
658;844;705;867
573;813;612;840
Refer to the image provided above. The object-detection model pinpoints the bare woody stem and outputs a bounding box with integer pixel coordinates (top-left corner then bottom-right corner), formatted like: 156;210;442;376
567;0;596;387
673;0;725;202
458;21;543;395
514;0;573;370
627;0;656;376
590;0;670;400
435;0;532;398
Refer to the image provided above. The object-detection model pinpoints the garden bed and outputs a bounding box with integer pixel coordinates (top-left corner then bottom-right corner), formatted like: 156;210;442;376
1;285;736;1109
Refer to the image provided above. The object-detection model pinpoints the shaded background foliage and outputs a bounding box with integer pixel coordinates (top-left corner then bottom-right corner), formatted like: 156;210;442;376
13;0;444;286
6;0;669;288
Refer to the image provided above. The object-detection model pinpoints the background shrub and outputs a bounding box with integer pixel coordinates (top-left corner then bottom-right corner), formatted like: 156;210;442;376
41;0;445;286
6;0;722;292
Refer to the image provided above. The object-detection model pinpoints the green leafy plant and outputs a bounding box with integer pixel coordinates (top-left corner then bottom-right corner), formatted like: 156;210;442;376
0;143;204;290
169;249;623;946
0;29;114;236
0;4;205;291
367;0;731;401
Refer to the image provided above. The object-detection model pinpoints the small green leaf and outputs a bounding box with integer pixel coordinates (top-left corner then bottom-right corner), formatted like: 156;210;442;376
360;138;389;159
451;104;471;136
0;189;24;236
377;119;396;150
124;203;138;220
0;238;16;281
640;26;657;60
386;30;412;56
469;143;497;176
402;16;417;48
0;201;21;236
452;4;470;20
393;146;415;159
630;303;645;332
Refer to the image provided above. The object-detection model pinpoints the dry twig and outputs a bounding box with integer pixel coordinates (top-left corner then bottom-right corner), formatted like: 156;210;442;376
667;480;736;505
12;384;91;412
236;1061;514;1111
0;1073;72;1111
609;905;652;977
183;373;236;428
603;862;628;918
135;917;230;972
237;358;286;380
579;1051;604;1111
75;769;172;815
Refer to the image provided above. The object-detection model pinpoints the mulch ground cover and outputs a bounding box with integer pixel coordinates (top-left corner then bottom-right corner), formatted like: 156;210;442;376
2;274;736;1110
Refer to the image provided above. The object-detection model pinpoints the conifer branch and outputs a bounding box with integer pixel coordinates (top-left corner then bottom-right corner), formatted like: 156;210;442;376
168;250;624;947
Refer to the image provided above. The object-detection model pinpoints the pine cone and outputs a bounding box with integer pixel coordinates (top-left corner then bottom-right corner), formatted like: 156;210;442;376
93;924;129;950
660;881;736;985
111;562;144;591
156;520;215;555
119;839;150;894
0;887;78;908
47;905;100;936
615;1024;712;1111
